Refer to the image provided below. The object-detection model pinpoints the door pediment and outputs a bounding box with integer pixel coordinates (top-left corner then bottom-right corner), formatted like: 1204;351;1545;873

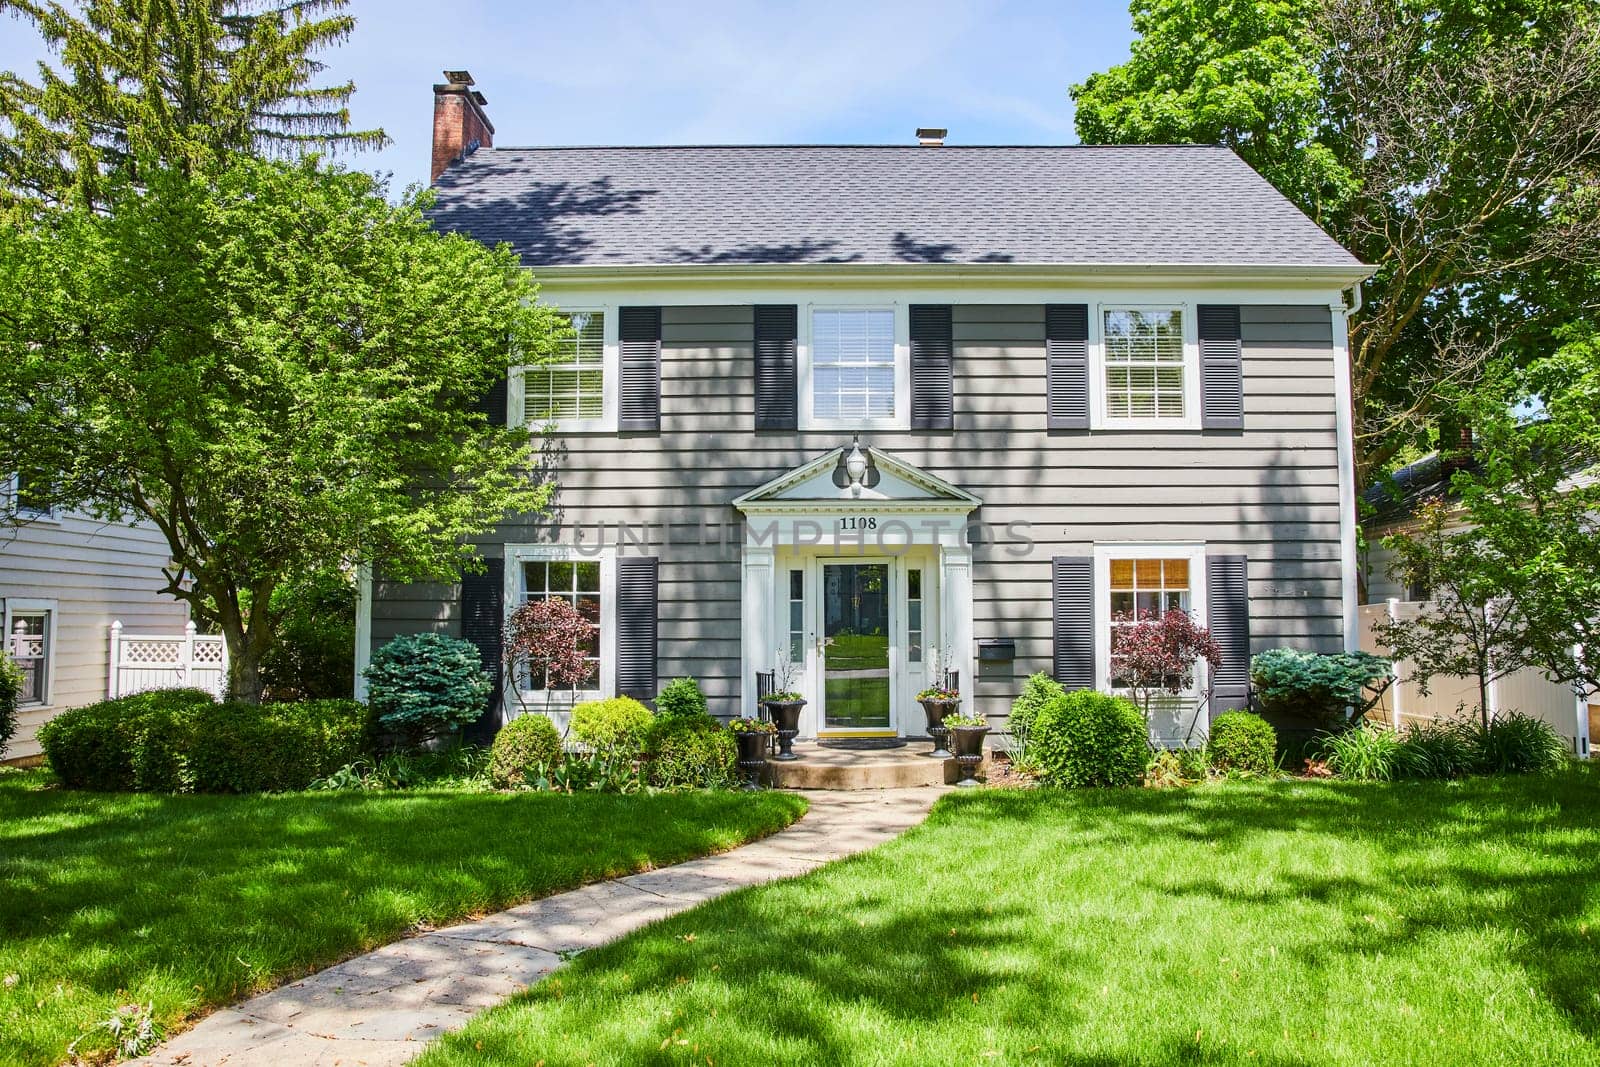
732;443;981;513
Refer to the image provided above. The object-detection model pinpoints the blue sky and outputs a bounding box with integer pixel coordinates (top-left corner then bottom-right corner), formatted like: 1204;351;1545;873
0;0;1137;192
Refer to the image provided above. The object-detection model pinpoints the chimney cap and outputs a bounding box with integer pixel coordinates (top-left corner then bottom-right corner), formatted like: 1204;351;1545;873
443;69;475;86
916;127;947;145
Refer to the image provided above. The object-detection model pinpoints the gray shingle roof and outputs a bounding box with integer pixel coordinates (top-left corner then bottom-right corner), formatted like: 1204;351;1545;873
427;144;1363;270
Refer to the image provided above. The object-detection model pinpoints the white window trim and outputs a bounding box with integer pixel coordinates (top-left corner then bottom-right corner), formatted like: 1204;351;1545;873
501;543;615;708
1091;303;1202;431
1092;543;1209;696
5;474;59;523
3;597;58;707
508;305;619;434
798;302;911;432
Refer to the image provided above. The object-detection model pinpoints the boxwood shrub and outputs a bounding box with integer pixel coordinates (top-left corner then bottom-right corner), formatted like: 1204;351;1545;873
1029;691;1149;788
1208;711;1277;776
187;699;370;793
643;713;736;789
38;689;217;790
655;677;709;720
39;691;368;793
570;696;654;753
490;713;564;788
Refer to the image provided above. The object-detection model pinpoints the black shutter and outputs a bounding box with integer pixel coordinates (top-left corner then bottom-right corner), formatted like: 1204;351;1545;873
1206;553;1251;716
615;556;659;700
1199;305;1244;431
910;304;954;430
619;306;661;432
1046;304;1090;431
1051;556;1095;689
754;305;798;430
460;558;505;740
476;375;507;426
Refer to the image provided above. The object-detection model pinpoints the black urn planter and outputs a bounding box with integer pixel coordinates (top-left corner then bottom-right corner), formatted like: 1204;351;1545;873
950;725;990;788
920;698;959;759
734;731;770;791
762;699;806;761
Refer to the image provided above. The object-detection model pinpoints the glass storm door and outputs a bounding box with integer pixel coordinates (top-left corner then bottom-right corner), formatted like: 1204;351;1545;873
820;562;892;731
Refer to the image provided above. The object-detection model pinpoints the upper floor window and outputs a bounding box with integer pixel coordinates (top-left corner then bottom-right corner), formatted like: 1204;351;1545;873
808;308;902;427
7;473;57;521
1103;308;1185;420
526;311;606;423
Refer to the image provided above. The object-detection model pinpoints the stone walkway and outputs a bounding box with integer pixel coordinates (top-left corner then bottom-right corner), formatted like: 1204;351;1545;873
129;788;942;1067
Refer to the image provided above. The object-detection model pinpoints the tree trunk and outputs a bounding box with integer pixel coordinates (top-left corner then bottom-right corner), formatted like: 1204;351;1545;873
222;617;274;705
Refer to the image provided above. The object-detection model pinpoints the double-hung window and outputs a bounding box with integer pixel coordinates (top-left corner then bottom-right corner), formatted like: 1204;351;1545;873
517;309;612;431
4;601;54;705
1095;307;1199;429
1108;557;1192;689
807;308;903;427
517;555;602;692
7;473;56;521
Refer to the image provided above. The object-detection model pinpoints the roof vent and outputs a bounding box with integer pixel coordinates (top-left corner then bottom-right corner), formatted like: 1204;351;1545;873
916;127;947;146
443;70;475;87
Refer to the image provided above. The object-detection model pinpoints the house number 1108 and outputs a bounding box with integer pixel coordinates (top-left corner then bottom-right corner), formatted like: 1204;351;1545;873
839;517;878;530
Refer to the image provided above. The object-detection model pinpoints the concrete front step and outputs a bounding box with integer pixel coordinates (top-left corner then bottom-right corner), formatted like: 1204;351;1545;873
765;741;984;790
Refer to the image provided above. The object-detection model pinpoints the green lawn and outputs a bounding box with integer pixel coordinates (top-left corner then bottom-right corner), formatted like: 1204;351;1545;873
420;765;1600;1067
0;769;805;1066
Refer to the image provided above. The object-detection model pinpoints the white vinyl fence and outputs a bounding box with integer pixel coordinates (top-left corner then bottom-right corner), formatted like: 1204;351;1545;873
1360;599;1592;757
108;620;229;701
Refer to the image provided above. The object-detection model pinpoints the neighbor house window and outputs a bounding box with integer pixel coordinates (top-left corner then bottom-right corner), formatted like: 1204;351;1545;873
519;557;602;690
1102;308;1186;421
525;310;606;423
7;473;55;520
1108;557;1191;688
6;607;52;705
811;308;896;421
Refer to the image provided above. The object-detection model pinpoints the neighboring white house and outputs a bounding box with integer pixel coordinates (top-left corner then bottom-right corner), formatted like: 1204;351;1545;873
1361;453;1595;755
2;477;190;762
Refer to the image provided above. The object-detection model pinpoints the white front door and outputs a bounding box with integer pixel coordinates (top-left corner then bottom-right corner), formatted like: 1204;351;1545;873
818;559;896;735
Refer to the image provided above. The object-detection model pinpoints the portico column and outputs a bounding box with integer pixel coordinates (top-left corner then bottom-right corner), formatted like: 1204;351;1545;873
740;544;775;716
940;544;973;697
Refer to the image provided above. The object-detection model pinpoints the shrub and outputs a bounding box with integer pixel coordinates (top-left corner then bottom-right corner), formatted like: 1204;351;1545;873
570;696;654;752
1007;672;1063;753
187;699;369;793
1395;719;1477;779
1030;691;1149;788
1317;722;1404;781
363;633;492;746
490;713;563;788
1208;711;1277;776
656;677;708;720
0;650;22;759
39;689;216;790
1469;712;1569;775
1145;747;1208;788
1250;648;1393;728
643;713;736;789
260;569;356;700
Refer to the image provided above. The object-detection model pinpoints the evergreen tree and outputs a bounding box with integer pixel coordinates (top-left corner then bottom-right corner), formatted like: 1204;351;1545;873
0;0;386;206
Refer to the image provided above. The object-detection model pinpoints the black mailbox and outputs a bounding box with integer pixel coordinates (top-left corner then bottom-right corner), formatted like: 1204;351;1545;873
978;639;1015;662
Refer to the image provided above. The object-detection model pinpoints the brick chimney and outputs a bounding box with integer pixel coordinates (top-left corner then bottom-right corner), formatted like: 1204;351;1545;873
431;70;494;183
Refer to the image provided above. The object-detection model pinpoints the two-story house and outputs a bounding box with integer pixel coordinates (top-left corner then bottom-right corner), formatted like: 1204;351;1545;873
360;71;1372;746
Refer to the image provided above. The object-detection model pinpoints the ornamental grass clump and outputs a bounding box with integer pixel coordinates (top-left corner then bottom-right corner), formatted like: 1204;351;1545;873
1317;722;1404;781
1030;691;1149;788
1395;718;1478;779
1468;712;1568;775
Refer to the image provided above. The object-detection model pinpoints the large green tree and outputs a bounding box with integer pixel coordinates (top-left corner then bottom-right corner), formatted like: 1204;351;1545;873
0;157;565;702
0;0;385;207
1073;0;1600;486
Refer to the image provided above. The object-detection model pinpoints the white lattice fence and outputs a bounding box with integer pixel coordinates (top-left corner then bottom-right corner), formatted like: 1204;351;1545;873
109;621;229;701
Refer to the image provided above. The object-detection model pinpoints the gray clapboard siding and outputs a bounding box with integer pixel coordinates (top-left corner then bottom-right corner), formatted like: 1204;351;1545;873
373;302;1344;722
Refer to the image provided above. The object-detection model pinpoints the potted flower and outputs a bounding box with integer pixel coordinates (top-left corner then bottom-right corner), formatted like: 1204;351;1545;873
728;717;776;790
944;711;989;788
916;683;960;759
760;652;806;761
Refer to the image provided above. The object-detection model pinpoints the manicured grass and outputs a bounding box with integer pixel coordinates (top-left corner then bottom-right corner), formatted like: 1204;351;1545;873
421;765;1600;1067
0;769;805;1066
